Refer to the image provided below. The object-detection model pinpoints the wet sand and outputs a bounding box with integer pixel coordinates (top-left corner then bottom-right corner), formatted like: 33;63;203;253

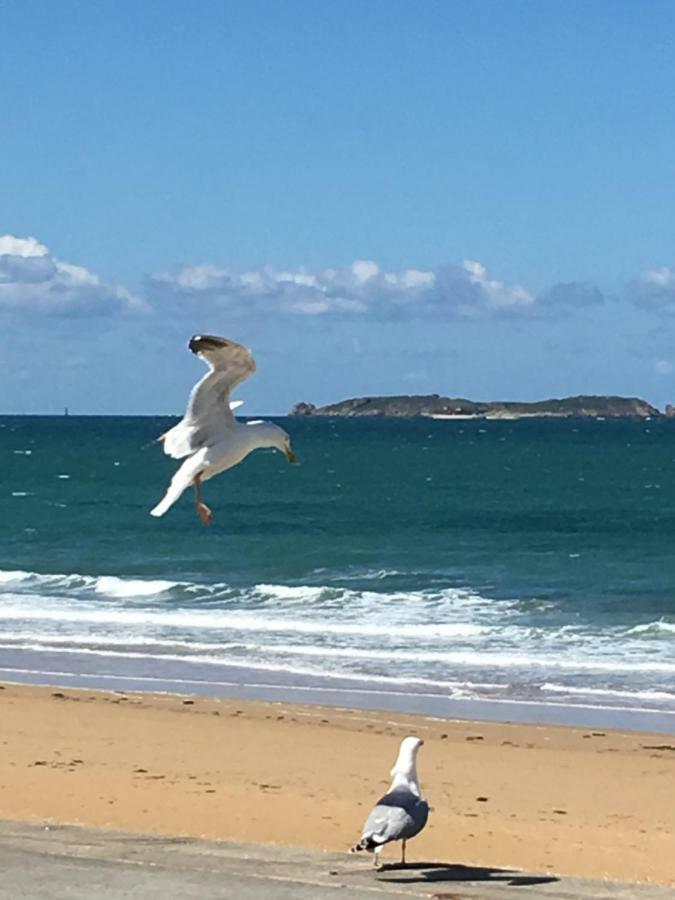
1;682;673;885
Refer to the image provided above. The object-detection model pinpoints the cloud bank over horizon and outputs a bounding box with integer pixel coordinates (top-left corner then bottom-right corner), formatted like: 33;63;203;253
2;232;675;415
0;235;144;316
0;232;619;321
1;232;672;324
150;257;544;319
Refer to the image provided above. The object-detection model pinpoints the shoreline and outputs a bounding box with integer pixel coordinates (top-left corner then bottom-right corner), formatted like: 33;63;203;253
1;648;674;735
1;680;673;886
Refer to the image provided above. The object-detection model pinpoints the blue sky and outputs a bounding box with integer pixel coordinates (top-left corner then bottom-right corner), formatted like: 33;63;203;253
3;0;675;414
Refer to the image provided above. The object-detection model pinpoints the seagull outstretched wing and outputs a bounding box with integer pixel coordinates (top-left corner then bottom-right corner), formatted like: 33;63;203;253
160;335;256;460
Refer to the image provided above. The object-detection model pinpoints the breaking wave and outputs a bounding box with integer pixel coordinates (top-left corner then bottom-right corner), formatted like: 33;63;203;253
1;567;675;714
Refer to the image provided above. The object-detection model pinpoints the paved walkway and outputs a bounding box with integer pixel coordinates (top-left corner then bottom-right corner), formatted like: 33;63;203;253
0;820;670;900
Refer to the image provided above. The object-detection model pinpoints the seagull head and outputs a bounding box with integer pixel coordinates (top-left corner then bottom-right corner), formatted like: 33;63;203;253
188;334;230;354
246;421;297;463
390;735;424;778
280;428;297;464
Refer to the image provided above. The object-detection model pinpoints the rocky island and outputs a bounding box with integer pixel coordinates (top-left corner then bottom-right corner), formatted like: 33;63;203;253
290;394;662;420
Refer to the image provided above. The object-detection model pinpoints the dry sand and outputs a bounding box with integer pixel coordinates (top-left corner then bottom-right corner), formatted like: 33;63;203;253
1;682;673;885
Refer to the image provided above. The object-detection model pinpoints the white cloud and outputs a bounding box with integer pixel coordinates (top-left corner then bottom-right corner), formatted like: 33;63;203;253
461;259;534;310
654;359;673;375
642;267;675;288
0;235;48;257
0;233;610;321
352;260;380;282
149;258;548;319
631;267;675;315
0;234;145;316
399;269;434;288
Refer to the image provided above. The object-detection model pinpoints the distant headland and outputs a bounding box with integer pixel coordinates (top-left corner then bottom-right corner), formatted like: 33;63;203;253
290;394;670;420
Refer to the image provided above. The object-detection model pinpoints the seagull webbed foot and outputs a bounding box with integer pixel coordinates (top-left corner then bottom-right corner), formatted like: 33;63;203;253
196;502;213;526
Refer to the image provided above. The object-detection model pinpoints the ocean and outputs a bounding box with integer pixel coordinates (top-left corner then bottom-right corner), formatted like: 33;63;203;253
2;414;675;731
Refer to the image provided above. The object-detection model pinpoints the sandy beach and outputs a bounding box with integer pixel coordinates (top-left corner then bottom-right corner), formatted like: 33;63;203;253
0;682;672;886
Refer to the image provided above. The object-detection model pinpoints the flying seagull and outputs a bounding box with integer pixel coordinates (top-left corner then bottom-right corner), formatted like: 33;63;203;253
150;335;296;525
351;736;429;867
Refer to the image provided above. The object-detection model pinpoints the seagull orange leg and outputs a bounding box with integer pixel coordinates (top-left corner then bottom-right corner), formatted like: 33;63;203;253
193;473;212;526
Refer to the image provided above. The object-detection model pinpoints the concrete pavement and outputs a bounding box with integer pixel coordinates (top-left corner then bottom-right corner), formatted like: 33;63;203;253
0;820;670;900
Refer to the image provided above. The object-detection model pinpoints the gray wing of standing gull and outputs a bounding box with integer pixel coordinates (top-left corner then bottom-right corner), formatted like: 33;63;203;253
360;786;429;847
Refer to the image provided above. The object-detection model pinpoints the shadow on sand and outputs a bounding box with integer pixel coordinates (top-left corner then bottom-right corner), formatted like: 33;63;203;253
377;861;559;888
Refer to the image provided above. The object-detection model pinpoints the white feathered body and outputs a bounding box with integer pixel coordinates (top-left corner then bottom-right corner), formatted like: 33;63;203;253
352;736;429;856
150;336;294;519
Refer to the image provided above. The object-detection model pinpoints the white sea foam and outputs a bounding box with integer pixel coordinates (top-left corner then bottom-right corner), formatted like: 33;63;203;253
252;583;330;604
3;663;674;719
0;632;494;662
0;571;32;584
251;582;495;614
0;569;493;610
255;640;487;658
0;569;95;589
94;576;181;598
0;633;244;653
541;683;675;702
331;568;406;582
0;645;486;693
0;603;488;639
0;663;486;698
0;637;515;697
0;573;95;594
1;604;674;675
627;620;675;635
0;569;180;598
0;648;672;719
2;567;675;710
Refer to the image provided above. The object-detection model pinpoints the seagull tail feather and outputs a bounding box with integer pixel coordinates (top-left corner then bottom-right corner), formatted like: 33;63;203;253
350;837;379;854
150;458;202;517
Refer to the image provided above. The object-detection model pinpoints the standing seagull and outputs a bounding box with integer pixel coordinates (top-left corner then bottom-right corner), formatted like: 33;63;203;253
351;736;429;868
150;335;296;525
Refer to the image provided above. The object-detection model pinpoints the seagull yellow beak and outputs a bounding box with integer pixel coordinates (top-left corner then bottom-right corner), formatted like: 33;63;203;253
285;447;297;464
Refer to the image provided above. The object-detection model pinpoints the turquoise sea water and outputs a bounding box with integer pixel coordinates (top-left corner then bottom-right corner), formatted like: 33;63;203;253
1;414;675;727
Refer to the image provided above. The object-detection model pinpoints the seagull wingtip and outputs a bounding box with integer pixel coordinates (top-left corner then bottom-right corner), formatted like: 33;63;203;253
188;334;230;355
